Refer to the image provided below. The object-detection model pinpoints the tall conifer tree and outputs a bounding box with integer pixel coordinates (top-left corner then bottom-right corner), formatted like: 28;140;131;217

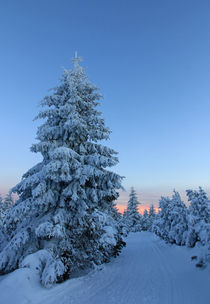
0;53;124;286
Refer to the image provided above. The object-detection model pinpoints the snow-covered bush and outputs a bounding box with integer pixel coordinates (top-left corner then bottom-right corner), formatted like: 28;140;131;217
195;223;210;267
186;187;209;248
0;54;125;287
185;188;210;266
152;196;172;241
168;191;188;245
123;188;141;232
153;188;210;267
153;191;187;245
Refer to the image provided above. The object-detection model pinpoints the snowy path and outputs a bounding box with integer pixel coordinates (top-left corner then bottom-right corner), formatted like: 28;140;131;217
0;232;209;304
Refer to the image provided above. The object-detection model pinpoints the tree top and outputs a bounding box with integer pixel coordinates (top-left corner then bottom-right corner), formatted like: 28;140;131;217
71;51;82;69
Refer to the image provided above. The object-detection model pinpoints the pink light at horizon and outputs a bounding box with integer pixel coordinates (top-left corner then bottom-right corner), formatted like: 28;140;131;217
116;204;159;215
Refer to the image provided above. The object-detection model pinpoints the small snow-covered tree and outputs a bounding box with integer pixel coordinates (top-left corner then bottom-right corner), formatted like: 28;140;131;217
186;187;209;248
141;209;149;231
0;194;3;223
3;192;13;209
149;204;156;217
0;194;4;246
0;192;13;222
152;196;172;241
123;188;141;232
153;192;188;245
0;54;125;287
147;204;156;231
0;192;13;247
168;191;188;245
152;209;161;235
0;193;12;250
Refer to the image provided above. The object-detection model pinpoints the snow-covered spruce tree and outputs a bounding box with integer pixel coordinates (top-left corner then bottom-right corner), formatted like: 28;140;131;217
0;194;3;224
147;204;156;231
152;209;161;235
3;192;13;209
123;188;141;232
0;194;5;249
153;192;188;245
0;192;13;249
152;195;172;241
168;191;188;246
186;187;209;248
0;192;13;223
112;204;128;238
141;209;149;231
0;54;125;287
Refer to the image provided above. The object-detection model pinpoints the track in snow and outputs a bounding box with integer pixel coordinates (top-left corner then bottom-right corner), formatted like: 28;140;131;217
38;232;210;304
0;232;209;304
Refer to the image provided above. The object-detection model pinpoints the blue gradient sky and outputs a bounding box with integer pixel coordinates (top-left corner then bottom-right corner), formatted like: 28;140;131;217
0;0;210;206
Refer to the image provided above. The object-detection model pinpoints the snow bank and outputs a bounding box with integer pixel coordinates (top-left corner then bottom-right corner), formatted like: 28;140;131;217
0;268;42;304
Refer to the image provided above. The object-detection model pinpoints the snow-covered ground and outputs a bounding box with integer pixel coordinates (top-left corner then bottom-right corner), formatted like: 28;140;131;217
0;232;209;304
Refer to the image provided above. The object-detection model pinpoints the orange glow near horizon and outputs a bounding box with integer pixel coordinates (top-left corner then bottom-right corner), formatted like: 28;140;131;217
116;204;159;215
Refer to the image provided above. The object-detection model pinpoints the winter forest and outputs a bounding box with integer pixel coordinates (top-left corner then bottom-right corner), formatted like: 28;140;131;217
1;1;210;303
0;53;209;304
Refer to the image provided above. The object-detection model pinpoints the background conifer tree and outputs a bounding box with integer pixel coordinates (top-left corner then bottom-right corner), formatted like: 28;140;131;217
147;204;156;231
0;195;3;223
123;188;141;232
0;192;13;223
141;209;149;231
